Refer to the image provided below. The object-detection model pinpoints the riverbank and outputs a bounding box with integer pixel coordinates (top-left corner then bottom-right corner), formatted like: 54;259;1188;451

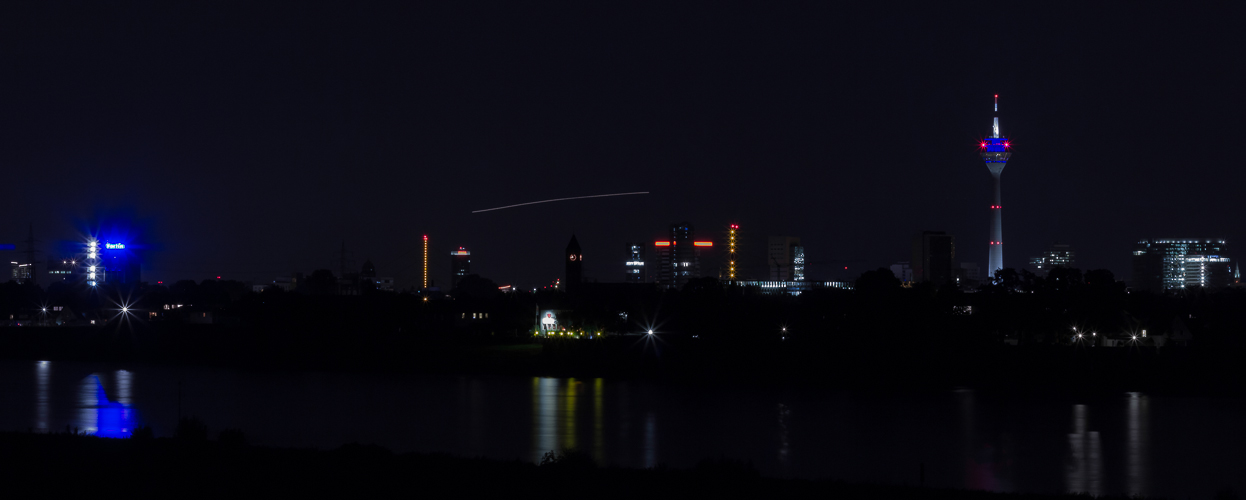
2;325;1243;396
0;430;1173;499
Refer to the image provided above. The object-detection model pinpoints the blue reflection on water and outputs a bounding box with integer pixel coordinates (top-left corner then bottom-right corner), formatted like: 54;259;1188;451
79;374;138;438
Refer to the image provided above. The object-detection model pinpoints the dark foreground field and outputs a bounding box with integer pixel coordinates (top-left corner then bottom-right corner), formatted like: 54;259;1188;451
0;431;1189;499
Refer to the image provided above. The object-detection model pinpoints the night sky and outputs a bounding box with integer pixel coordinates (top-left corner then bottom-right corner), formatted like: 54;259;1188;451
2;2;1243;289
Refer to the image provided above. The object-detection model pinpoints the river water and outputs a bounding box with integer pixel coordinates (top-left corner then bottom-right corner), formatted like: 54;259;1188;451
1;360;1242;498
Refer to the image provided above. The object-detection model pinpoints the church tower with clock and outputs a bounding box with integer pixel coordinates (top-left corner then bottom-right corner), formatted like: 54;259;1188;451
565;234;583;293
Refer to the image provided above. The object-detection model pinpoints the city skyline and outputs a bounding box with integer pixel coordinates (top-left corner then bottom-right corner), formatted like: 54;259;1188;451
1;3;1243;288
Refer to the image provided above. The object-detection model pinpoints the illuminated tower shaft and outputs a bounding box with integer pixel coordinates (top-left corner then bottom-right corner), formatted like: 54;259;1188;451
422;235;429;289
980;95;1011;279
728;224;738;279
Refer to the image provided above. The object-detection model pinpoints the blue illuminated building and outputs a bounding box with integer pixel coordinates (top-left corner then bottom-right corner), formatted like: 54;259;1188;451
102;241;141;284
85;237;140;286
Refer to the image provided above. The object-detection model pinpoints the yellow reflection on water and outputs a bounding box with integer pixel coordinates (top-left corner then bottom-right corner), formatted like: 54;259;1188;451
531;377;606;463
593;378;604;463
563;378;577;451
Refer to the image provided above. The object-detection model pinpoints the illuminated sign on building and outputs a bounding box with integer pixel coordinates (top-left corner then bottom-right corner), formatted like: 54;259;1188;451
105;243;125;249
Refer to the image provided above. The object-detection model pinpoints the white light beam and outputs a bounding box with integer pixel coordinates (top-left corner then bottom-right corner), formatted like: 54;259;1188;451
472;191;649;213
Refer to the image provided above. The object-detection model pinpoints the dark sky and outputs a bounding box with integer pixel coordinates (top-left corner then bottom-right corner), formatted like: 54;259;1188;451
2;2;1243;289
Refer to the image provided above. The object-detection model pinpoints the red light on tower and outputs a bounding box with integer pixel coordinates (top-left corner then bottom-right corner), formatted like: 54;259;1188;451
980;142;986;148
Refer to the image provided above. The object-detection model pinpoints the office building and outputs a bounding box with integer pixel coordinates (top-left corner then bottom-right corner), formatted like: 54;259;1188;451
958;262;981;284
100;241;140;285
726;280;851;296
912;231;955;286
450;247;471;288
655;222;711;289
792;245;806;281
980;95;1012;277
890;262;914;284
624;243;645;283
1133;239;1231;292
10;262;33;282
1184;255;1232;289
47;258;78;282
1028;244;1075;277
768;236;801;281
358;258;395;292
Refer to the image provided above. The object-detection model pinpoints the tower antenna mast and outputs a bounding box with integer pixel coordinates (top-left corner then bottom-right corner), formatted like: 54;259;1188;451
981;94;1012;280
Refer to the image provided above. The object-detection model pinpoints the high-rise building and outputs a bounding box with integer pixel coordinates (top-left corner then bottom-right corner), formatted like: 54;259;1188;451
422;235;429;289
47;258;77;282
450;247;470;288
1028;243;1075;277
624;243;644;283
10;262;32;282
655;222;711;289
890;262;914;284
958;262;980;284
565;235;583;292
767;236;801;281
100;241;140;285
792;245;806;281
912;231;955;286
1133;239;1231;292
980;95;1012;278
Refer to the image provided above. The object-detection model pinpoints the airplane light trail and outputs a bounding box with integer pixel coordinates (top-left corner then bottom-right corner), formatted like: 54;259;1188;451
472;191;649;213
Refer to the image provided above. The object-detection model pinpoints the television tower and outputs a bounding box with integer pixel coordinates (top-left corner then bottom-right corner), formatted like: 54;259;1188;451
980;95;1011;279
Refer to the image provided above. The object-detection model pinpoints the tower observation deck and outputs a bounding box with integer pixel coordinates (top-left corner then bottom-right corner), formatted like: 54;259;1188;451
980;95;1011;280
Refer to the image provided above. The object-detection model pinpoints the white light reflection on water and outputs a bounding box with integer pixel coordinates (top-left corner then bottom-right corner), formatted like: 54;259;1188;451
35;361;50;432
957;388;1012;491
1067;404;1102;496
1125;393;1149;497
78;375;98;434
533;377;558;461
777;403;791;469
115;370;132;404
643;411;657;468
